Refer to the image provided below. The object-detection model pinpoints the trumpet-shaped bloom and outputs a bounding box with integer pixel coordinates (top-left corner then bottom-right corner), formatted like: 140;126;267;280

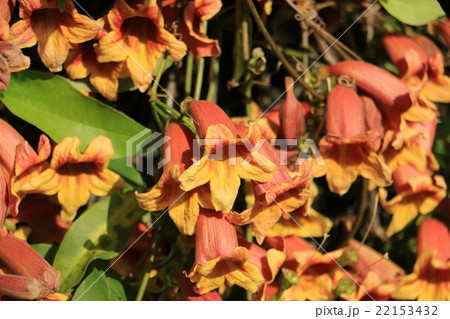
238;237;285;300
382;119;439;174
327;61;413;148
381;33;428;80
12;136;125;221
64;38;129;101
179;101;277;213
382;34;448;122
163;0;222;58
8;0;101;72
7;195;71;244
228;136;313;244
393;218;450;300
380;165;447;237
136;122;213;235
266;184;332;238
1;118;29;226
95;0;187;92
266;236;341;301
188;209;264;294
315;85;392;195
412;35;450;104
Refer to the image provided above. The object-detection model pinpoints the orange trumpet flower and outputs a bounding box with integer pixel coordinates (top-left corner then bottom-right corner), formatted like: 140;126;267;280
8;0;101;72
228;135;313;244
187;209;263;294
12;135;125;221
179;101;277;213
315;85;392;195
95;0;187;92
136;122;213;235
393;218;450;300
379;165;446;236
163;0;222;58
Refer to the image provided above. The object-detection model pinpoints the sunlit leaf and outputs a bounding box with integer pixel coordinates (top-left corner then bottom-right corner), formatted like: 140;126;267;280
52;192;144;293
380;0;445;26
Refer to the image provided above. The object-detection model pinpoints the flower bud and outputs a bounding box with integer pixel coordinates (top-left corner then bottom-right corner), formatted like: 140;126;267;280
164;122;195;173
278;77;308;140
0;230;60;299
381;33;427;78
326;85;365;138
360;95;384;135
327;61;413;113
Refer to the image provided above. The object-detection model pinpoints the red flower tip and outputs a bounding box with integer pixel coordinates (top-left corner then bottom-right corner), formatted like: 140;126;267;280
278;77;307;140
164;122;195;173
418;218;450;263
188;100;238;138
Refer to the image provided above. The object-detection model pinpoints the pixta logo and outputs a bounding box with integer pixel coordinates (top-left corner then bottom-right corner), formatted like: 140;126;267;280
126;129;171;176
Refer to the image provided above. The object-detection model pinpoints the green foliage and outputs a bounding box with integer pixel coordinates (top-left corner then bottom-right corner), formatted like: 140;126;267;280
379;0;445;26
52;192;144;293
71;264;126;301
31;244;58;264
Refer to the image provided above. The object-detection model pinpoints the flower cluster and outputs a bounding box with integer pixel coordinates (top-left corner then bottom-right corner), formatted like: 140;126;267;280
1;0;222;100
1;0;449;302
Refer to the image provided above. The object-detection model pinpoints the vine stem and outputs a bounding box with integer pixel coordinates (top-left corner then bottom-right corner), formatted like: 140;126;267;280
284;0;362;61
135;230;161;301
342;178;368;246
193;56;205;100
185;53;194;96
245;0;324;101
150;55;168;132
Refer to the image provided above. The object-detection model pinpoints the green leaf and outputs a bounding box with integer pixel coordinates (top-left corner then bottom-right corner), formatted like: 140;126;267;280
71;265;126;301
0;70;148;160
109;158;144;187
31;244;58;264
52;192;144;293
380;0;445;26
57;0;65;12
